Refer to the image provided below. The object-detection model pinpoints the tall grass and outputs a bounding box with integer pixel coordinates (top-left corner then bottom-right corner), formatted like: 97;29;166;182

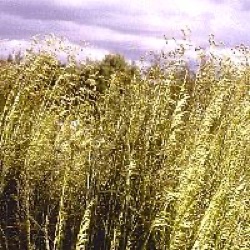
0;36;249;249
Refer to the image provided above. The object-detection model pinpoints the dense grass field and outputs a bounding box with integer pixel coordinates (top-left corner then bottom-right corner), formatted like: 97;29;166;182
0;37;249;250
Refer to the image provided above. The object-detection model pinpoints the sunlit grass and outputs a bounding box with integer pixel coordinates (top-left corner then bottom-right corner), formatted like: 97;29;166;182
0;35;249;250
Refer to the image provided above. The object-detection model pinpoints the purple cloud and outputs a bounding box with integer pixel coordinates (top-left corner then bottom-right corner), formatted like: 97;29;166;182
0;0;249;62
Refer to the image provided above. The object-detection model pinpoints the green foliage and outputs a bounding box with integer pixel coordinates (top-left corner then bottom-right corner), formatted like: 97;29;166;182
79;54;140;96
0;36;249;250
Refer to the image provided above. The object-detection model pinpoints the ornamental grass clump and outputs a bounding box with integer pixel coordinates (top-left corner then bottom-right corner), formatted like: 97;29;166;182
0;34;249;249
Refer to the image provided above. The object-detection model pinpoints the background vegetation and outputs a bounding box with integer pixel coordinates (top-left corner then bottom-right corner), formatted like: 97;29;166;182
0;36;249;250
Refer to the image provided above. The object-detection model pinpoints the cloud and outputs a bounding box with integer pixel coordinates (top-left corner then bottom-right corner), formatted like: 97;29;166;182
0;0;249;63
241;0;250;11
0;36;110;62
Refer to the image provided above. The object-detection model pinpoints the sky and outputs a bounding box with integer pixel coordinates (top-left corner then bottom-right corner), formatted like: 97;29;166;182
0;0;250;64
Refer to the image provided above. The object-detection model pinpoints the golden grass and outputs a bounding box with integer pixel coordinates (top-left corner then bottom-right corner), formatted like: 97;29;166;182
0;36;249;249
